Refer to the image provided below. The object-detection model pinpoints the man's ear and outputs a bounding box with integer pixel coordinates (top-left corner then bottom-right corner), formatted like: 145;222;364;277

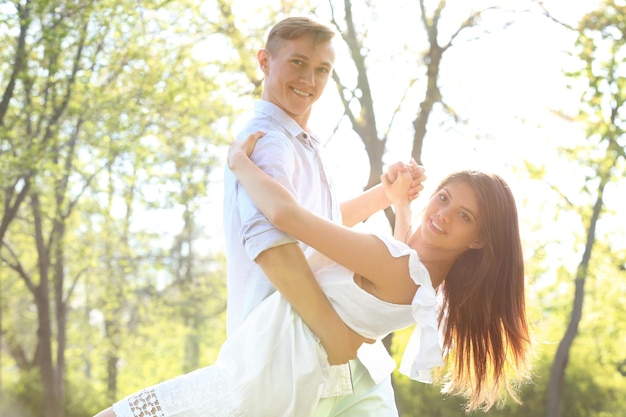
257;49;270;74
469;239;484;250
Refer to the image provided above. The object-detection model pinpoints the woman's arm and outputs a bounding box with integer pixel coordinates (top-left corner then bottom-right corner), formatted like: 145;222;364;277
340;162;425;227
339;184;388;228
380;160;419;243
380;172;412;242
228;133;413;301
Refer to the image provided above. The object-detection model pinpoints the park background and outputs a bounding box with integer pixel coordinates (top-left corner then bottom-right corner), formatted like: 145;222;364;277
1;0;625;416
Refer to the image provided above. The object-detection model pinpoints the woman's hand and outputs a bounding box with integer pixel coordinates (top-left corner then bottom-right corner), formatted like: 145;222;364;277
227;131;266;171
385;159;426;202
381;169;412;207
382;159;426;206
384;161;423;242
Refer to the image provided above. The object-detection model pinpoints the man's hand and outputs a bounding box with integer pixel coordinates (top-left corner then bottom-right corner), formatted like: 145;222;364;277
323;325;374;365
256;243;369;366
385;159;426;202
381;169;412;207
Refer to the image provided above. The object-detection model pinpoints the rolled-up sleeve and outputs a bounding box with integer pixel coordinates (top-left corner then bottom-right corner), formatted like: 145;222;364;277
236;132;299;261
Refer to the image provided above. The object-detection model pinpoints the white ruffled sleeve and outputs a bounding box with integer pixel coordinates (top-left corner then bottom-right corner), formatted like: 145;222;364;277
373;234;443;383
398;247;444;382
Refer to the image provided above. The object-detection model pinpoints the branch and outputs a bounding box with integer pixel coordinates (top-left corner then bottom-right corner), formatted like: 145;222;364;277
545;180;575;209
0;174;32;248
0;0;30;125
445;7;495;49
383;77;419;139
65;267;87;305
331;70;358;129
439;98;464;124
539;0;577;31
0;240;37;296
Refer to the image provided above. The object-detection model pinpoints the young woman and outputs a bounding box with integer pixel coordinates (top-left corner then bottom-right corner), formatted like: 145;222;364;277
98;133;530;417
226;132;531;412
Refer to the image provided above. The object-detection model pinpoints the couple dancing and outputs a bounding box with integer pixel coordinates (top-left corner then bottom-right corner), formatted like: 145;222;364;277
95;15;530;417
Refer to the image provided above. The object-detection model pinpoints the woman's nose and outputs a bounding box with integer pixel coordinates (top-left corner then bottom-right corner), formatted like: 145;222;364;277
437;207;451;223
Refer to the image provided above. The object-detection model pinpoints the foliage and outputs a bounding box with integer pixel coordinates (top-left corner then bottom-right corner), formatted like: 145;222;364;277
0;0;237;415
1;0;625;416
538;0;626;415
1;369;42;417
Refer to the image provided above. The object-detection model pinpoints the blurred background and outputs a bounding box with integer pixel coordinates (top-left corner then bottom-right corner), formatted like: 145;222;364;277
1;0;624;416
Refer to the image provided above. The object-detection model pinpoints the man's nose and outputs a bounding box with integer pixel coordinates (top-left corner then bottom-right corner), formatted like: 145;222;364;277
300;68;315;85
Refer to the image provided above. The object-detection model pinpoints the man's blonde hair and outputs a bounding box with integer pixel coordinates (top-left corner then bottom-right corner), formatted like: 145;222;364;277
265;16;337;54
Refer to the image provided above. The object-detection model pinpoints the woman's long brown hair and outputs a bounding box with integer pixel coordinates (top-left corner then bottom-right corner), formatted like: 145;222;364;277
436;171;531;412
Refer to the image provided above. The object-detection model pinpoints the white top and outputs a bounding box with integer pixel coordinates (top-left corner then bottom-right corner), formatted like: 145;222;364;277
312;234;443;382
112;235;443;417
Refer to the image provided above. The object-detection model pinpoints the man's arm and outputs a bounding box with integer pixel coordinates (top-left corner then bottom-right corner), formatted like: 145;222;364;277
255;243;366;364
235;132;367;363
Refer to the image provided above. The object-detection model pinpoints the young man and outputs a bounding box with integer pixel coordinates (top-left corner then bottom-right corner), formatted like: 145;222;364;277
223;16;409;416
94;16;421;417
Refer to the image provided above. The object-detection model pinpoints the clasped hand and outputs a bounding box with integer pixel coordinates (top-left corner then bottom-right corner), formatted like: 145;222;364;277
382;159;426;205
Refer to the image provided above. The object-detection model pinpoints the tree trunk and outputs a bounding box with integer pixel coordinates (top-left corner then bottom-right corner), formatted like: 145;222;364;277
546;179;605;417
32;193;62;417
411;0;445;165
545;276;585;417
36;293;60;417
106;348;119;400
54;222;67;416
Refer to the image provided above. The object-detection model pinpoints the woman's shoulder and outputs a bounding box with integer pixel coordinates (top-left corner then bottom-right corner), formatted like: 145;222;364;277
373;233;432;289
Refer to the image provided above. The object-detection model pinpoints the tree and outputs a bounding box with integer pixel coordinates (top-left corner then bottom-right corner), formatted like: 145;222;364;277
0;0;32;247
0;1;234;415
541;1;626;415
326;0;505;191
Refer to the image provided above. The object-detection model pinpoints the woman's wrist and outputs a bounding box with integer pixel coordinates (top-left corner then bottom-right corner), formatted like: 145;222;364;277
228;150;249;173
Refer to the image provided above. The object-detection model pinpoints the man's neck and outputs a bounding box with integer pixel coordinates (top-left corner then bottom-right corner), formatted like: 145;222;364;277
261;98;311;131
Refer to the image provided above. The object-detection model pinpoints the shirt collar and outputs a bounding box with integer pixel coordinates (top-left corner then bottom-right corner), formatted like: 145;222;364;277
254;100;320;146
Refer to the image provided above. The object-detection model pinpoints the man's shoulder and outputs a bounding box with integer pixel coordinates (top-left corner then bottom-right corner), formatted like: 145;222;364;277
237;118;295;153
239;117;286;138
239;101;304;141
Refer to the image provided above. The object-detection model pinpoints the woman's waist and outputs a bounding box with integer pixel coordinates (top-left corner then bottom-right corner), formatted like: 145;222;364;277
324;285;414;339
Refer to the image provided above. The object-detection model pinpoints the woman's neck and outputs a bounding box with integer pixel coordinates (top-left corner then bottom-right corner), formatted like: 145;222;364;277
419;257;449;288
407;228;454;288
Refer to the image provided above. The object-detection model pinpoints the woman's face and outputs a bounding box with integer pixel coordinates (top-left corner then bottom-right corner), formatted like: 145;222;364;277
416;180;484;256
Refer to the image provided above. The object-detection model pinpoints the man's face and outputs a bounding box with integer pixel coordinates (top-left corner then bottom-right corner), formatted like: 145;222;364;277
258;35;335;128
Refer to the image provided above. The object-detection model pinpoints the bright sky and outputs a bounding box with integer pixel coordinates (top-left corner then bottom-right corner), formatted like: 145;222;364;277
310;0;591;192
204;0;624;266
306;1;623;253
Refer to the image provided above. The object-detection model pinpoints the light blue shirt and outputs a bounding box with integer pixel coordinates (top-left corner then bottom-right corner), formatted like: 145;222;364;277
223;100;341;335
223;101;397;398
